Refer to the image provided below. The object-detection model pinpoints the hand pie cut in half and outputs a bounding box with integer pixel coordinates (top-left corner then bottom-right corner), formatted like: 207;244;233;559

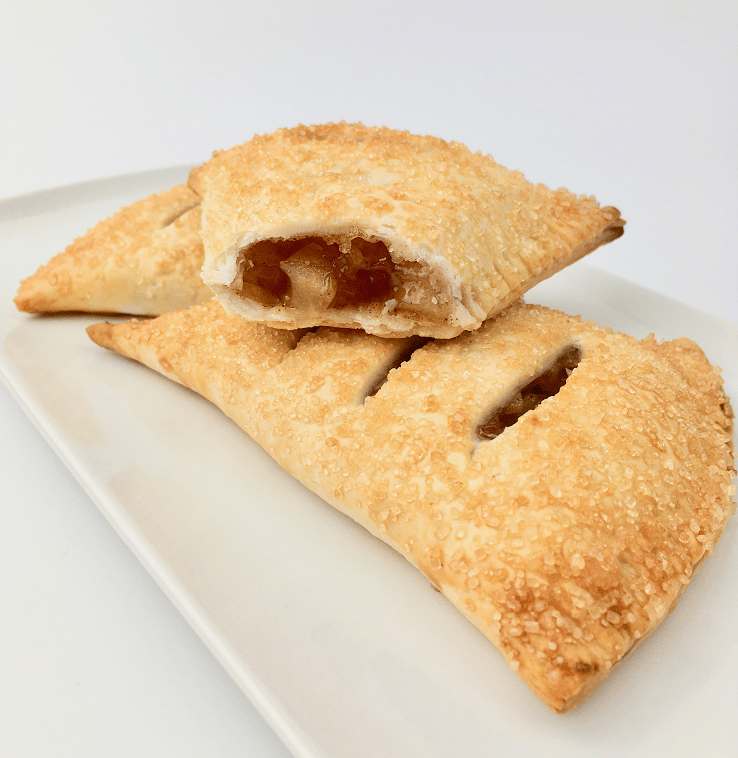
189;123;625;338
14;184;212;316
87;299;735;712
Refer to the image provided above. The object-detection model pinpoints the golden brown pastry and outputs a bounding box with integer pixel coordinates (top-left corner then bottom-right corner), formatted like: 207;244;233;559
87;300;734;712
189;123;624;338
14;184;212;315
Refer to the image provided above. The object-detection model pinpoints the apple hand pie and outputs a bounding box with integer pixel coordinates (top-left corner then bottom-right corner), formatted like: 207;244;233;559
86;299;734;712
188;123;624;338
14;184;212;315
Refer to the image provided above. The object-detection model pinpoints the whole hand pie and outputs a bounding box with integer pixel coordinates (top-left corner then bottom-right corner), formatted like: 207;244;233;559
189;123;625;338
87;299;735;712
14;184;212;316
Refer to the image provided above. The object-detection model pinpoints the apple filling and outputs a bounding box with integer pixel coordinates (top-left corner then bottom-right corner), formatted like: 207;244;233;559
476;345;582;441
235;236;449;320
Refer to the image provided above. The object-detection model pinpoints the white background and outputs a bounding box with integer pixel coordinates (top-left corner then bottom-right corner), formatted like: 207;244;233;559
1;2;736;756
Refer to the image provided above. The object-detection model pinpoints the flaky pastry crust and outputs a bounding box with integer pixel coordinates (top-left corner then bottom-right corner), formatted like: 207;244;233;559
14;185;212;315
87;300;734;712
189;123;624;338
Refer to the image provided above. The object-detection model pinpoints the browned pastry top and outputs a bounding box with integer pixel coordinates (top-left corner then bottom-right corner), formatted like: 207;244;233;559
14;184;211;315
87;300;735;711
189;123;623;337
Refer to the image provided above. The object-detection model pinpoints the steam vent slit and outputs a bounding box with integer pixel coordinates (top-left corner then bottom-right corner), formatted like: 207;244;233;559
161;200;201;228
476;344;582;441
286;326;321;355
363;337;432;401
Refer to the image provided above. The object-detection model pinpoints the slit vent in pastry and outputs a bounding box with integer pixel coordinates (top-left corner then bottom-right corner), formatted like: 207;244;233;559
86;300;735;712
362;335;432;401
476;343;582;441
188;123;625;338
14;185;212;316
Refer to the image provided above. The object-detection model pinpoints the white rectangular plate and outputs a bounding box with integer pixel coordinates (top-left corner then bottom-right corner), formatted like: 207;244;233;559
2;169;737;758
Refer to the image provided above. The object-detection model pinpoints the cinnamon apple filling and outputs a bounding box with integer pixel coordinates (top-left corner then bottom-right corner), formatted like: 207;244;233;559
476;345;582;441
235;236;451;320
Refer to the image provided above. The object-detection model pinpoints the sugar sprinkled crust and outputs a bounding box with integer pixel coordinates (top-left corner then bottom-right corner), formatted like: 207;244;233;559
189;123;624;338
87;300;735;712
14;185;212;315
